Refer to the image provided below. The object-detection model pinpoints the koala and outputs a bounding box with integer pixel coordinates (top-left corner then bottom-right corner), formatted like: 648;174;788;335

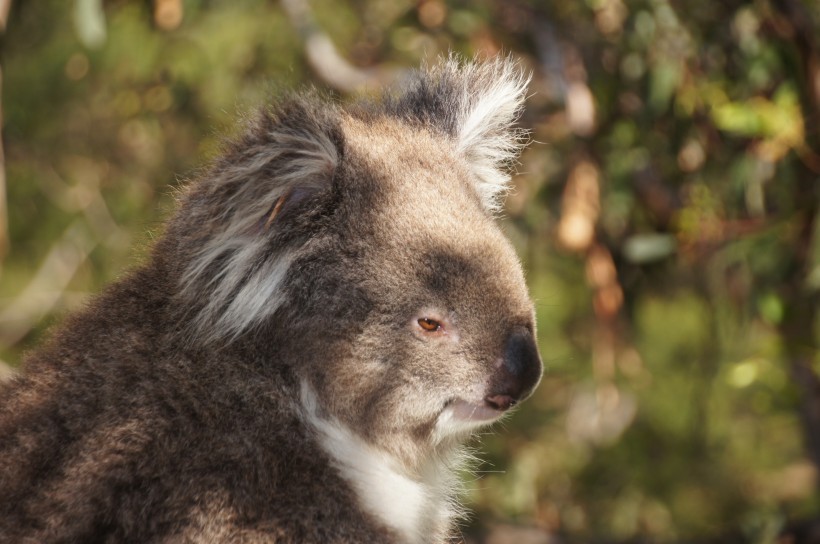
0;57;542;543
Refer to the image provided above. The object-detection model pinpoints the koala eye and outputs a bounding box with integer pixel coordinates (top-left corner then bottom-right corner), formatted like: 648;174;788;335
417;318;442;332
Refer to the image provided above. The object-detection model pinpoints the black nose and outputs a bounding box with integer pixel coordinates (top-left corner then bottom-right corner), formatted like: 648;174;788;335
484;328;543;412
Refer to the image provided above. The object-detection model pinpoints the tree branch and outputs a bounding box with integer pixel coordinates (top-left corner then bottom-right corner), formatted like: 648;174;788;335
279;0;381;93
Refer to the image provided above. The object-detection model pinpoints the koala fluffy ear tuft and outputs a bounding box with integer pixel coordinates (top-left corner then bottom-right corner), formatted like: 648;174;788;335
387;56;531;214
176;96;342;344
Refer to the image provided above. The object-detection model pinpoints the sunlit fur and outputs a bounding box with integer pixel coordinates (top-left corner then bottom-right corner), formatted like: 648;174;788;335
387;55;531;214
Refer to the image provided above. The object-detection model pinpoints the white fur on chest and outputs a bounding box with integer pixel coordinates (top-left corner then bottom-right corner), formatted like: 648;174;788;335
299;382;455;544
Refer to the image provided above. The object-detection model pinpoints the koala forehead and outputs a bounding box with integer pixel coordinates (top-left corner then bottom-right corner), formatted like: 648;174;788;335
339;115;489;233
336;115;533;320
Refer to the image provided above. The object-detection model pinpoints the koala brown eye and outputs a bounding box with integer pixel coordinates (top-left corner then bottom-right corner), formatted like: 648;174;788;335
417;318;442;332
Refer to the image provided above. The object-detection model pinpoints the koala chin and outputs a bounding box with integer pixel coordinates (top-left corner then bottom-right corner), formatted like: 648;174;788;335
0;56;542;543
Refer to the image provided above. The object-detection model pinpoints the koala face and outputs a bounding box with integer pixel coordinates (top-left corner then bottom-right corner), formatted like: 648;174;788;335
172;57;541;467
301;117;542;460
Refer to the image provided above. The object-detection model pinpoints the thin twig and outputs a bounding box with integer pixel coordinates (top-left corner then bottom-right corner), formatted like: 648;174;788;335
0;0;11;31
0;222;97;347
279;0;385;93
0;65;6;262
0;0;10;262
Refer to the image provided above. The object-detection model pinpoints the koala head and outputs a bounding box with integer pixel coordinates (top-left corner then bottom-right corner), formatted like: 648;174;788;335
166;57;542;468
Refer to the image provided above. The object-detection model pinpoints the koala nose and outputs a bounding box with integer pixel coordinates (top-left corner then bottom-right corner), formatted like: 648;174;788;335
484;328;543;412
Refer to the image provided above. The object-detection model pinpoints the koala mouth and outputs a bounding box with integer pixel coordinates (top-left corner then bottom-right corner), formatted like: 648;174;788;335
446;398;507;422
434;397;510;439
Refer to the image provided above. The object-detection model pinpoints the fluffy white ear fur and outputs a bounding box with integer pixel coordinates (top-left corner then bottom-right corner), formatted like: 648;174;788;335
180;122;339;343
447;57;531;214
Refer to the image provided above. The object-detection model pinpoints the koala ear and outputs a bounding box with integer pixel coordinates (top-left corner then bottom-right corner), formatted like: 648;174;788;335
388;56;530;214
176;97;341;343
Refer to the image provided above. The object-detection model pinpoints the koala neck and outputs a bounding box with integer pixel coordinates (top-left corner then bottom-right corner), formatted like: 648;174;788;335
298;380;463;544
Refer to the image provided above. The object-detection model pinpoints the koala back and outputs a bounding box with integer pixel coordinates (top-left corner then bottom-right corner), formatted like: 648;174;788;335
0;56;541;544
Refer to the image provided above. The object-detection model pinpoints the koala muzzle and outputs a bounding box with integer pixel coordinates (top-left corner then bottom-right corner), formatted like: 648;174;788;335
484;328;543;412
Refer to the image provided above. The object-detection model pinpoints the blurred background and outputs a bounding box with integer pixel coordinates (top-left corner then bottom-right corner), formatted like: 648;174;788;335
1;0;819;542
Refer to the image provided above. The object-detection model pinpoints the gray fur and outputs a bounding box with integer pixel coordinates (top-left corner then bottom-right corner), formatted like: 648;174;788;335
0;57;541;543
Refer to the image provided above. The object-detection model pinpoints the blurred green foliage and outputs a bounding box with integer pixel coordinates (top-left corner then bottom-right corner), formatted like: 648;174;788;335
1;0;819;542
